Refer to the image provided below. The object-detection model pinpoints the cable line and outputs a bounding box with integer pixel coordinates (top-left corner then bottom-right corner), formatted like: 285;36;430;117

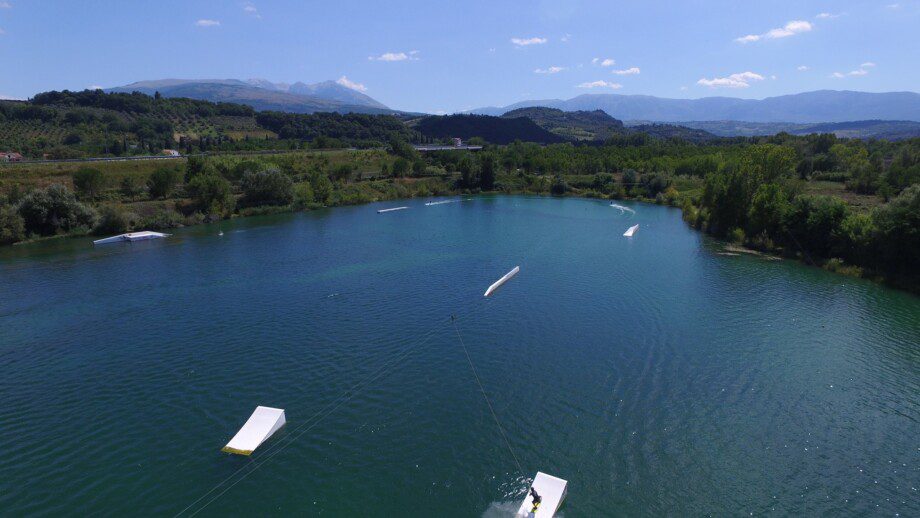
451;315;525;478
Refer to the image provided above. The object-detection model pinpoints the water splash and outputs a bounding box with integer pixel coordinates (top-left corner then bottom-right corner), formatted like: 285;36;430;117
609;203;636;214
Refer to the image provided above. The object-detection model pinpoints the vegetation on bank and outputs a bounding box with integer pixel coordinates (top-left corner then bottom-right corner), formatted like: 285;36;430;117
1;91;918;292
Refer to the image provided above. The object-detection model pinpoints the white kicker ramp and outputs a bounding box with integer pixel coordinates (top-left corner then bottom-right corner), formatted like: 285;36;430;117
623;224;639;237
222;406;286;455
517;472;568;517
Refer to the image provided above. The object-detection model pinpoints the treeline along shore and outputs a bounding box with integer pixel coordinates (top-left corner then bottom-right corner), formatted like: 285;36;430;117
0;91;917;292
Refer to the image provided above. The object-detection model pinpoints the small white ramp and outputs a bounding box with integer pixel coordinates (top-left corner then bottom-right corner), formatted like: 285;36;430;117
623;224;639;237
222;406;286;455
484;266;520;297
517;472;567;517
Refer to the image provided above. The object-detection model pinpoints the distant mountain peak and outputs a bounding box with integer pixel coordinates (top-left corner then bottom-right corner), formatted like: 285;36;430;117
109;77;390;114
471;90;920;123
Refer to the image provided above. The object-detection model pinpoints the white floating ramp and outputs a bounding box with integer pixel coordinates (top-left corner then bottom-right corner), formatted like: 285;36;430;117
517;472;568;517
623;224;639;237
93;231;170;245
222;406;286;456
484;266;520;297
377;206;408;213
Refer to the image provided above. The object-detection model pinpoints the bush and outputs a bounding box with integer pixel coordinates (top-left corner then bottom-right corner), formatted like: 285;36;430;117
143;207;183;230
186;173;235;215
18;184;97;236
120;176;147;199
293;182;315;208
72;167;106;199
240;168;294;206
148;167;183;199
94;205;137;235
229;160;262;182
0;205;26;245
330;163;354;182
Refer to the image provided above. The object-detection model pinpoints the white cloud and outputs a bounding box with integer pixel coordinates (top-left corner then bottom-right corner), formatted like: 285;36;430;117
697;71;765;88
534;66;565;74
592;57;616;67
195;19;220;27
511;37;547;47
0;93;18;100
0;2;11;8
612;67;640;75
368;51;419;62
336;76;367;92
0;28;5;35
88;85;103;90
560;34;571;42
577;80;622;89
816;12;843;19
831;62;875;78
243;3;260;18
886;3;901;9
735;20;812;43
797;65;809;71
679;86;688;91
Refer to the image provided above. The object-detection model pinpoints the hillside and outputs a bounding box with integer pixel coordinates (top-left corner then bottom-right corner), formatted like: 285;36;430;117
109;78;392;115
502;106;718;143
663;120;920;140
0;90;414;159
473;90;920;124
502;107;625;140
413;114;565;144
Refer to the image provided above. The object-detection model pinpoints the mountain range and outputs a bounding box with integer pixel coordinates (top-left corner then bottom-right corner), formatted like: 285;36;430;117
472;90;920;124
108;78;392;114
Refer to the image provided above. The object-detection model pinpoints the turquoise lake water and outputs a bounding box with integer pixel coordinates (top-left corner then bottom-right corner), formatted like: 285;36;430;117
0;196;917;516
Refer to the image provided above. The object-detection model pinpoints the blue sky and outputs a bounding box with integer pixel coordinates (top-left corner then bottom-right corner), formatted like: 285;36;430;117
0;1;917;112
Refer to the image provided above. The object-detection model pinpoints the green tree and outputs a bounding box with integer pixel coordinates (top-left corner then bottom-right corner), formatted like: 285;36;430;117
240;169;294;206
0;205;26;245
186;174;235;215
391;157;410;178
479;153;498;190
147;167;182;199
18;184;97;236
747;183;789;237
872;184;920;279
72;167;106;200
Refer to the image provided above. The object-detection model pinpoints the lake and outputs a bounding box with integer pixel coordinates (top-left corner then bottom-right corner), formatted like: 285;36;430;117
0;196;917;516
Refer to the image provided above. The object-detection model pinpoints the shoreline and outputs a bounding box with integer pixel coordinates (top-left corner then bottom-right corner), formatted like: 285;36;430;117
3;187;914;296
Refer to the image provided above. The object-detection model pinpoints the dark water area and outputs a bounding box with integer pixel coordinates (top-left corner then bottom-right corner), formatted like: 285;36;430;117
1;196;917;516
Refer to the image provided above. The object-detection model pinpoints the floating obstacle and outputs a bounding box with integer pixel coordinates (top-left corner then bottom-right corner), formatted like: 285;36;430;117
222;406;286;456
623;224;639;237
484;266;520;297
93;231;170;245
377;206;408;213
517;472;568;517
424;199;457;206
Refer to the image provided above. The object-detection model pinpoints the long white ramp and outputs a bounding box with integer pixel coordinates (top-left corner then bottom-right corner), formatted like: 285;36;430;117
517;472;568;517
93;231;170;245
484;266;520;297
222;406;286;455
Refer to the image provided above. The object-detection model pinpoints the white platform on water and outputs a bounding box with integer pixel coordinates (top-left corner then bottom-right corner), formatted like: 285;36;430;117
517;472;568;517
222;406;286;456
484;266;520;297
377;206;408;213
623;224;639;237
93;231;170;245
